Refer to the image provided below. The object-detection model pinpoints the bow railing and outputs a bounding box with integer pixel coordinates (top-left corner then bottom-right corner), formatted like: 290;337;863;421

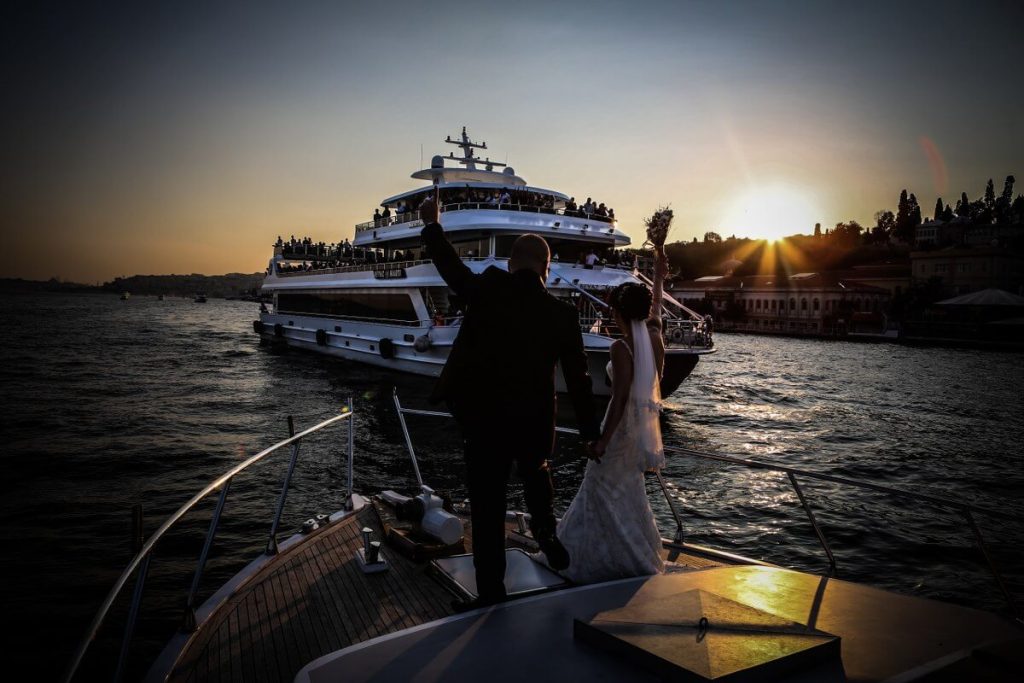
63;402;357;683
391;391;1021;620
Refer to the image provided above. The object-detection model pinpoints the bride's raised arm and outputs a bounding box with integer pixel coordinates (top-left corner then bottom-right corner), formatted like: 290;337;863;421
649;246;667;330
648;247;668;378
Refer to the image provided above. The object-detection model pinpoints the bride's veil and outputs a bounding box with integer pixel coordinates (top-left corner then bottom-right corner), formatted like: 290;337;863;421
629;319;665;471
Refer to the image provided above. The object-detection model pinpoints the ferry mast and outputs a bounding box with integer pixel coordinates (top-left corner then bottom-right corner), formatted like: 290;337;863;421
445;127;507;173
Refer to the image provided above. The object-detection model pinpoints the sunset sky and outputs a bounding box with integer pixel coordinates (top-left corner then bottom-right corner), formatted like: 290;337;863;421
3;0;1021;282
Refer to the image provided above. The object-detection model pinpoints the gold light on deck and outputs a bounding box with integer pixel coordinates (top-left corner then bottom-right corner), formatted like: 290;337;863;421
575;587;840;681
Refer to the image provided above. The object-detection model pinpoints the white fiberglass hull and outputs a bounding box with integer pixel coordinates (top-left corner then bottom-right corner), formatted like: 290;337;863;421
255;312;712;397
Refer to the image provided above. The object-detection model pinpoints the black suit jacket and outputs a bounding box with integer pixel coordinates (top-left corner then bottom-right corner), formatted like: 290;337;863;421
422;223;600;454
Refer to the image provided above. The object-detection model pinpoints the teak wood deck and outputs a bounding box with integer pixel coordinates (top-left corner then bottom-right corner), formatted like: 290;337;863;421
164;504;724;683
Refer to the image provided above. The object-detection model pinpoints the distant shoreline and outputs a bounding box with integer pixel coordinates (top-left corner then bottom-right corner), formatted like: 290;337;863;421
0;273;265;299
714;328;1023;352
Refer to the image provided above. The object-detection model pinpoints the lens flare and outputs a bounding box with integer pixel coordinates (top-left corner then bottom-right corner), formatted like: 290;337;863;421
918;136;948;196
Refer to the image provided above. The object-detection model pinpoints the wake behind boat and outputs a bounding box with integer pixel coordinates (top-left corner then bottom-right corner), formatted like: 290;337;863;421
254;128;714;397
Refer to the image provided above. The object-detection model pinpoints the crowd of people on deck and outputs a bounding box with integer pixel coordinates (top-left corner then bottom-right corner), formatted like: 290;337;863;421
272;235;639;276
367;188;616;227
562;197;615;220
561;246;636;269
272;235;424;274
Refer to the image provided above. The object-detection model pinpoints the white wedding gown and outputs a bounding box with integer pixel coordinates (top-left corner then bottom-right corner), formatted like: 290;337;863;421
557;320;665;583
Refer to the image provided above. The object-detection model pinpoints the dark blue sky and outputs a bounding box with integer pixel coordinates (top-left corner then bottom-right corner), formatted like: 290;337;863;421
3;0;1021;280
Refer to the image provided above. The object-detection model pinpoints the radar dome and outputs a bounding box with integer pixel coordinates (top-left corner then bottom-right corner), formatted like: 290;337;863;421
431;155;444;169
503;167;516;176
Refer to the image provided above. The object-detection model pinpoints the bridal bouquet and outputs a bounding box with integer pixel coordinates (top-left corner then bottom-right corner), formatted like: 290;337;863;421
643;206;673;249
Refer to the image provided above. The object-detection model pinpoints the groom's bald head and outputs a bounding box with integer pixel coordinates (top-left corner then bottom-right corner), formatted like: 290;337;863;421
509;234;550;280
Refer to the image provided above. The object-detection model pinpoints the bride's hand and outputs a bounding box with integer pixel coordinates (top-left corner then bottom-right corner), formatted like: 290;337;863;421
587;439;606;462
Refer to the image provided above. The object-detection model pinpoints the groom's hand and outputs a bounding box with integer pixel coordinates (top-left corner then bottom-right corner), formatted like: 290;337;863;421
585;440;604;463
420;198;440;225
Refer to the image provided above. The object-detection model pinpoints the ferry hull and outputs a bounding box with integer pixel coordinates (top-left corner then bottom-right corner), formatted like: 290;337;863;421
254;314;710;398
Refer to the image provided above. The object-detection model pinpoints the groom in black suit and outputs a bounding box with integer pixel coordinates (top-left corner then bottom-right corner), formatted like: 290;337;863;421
420;199;600;605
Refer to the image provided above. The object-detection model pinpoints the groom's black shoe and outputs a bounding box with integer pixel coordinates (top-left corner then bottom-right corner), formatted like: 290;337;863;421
535;533;570;571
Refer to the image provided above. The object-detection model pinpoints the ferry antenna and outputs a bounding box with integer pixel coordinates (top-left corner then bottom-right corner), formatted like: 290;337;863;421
443;127;506;170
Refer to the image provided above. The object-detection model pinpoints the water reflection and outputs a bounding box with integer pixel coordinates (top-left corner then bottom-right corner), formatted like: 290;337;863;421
2;295;1022;680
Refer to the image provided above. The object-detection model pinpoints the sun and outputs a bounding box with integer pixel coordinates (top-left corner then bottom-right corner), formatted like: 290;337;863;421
718;184;820;242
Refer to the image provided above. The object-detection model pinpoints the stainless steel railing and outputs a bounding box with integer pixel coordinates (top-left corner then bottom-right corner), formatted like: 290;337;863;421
390;392;1021;619
63;402;357;683
354;202;617;233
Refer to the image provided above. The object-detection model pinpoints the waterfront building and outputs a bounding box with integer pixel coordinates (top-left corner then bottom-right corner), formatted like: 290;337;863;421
669;272;890;336
962;223;1024;248
835;263;911;298
910;247;1024;295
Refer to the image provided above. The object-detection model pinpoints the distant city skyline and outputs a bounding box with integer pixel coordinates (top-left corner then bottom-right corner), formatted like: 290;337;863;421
2;0;1021;282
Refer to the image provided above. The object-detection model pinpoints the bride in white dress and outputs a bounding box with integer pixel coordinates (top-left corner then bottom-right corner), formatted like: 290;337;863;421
557;248;668;583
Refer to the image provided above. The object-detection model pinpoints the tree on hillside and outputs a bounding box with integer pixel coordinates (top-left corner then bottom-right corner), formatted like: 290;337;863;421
1012;195;1024;224
995;175;1016;224
934;197;944;221
984;178;996;211
894;189;919;243
956;191;972;218
909;193;922;227
869;210;895;244
831;220;863;245
703;231;722;243
814;222;821;237
896;189;910;222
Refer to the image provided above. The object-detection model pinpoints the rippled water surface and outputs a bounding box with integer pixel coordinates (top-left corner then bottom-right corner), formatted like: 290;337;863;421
2;293;1022;680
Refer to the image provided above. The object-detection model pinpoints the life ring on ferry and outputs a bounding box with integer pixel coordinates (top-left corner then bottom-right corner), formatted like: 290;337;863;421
669;327;685;344
378;337;395;359
316;329;327;346
413;335;432;352
274;323;284;338
253;320;264;334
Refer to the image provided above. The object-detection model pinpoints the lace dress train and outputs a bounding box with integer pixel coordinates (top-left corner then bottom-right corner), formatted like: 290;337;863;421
557;332;665;583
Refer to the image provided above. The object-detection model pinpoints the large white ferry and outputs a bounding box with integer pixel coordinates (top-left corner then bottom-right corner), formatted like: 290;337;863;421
255;128;714;396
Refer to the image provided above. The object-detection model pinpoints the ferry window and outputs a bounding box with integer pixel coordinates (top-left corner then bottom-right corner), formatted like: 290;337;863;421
277;291;420;326
495;235;518;257
813;299;820;311
801;298;808;311
789;298;796;311
450;236;489;258
770;300;776;310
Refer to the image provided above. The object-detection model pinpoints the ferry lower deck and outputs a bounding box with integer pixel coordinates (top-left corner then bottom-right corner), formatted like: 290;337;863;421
254;310;709;397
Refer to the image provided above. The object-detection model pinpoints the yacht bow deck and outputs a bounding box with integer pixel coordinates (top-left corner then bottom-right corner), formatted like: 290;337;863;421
161;504;723;683
296;565;1024;683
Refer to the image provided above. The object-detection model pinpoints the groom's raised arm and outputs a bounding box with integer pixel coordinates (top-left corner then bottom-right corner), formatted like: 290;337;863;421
420;199;478;300
557;306;601;442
